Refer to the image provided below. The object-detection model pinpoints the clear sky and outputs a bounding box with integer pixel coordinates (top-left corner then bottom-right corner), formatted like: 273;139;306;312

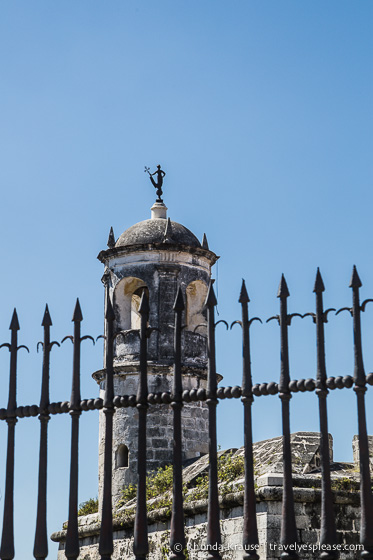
0;1;372;557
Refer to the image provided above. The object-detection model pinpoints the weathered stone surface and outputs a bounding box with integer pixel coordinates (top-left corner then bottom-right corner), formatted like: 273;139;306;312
352;434;373;467
53;432;366;559
96;207;219;507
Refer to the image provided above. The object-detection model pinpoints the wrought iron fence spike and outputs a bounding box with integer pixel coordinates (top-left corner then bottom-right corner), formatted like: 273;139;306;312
205;280;218;308
314;272;338;558
277;275;298;558
99;289;115;559
240;282;259;559
239;278;250;304
313;267;325;293
173;285;185;311
349;270;373;555
41;304;52;327
138;290;150;315
170;285;185;560
277;274;290;298
350;264;362;288
34;299;52;560
0;309;19;560
9;308;20;331
205;279;222;560
105;297;115;321
133;287;149;560
72;298;83;323
65;302;82;560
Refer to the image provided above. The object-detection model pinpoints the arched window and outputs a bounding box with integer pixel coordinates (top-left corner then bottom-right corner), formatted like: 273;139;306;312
186;280;208;334
116;444;129;468
113;277;149;330
131;286;149;330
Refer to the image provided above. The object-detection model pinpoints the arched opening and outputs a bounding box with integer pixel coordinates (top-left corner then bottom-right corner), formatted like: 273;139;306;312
114;277;149;330
131;286;149;330
116;444;129;468
186;280;208;334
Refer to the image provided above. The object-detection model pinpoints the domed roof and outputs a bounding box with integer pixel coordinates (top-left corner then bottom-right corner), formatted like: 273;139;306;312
115;218;201;249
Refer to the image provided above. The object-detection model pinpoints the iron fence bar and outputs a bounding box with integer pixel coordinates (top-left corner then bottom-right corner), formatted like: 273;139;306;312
170;287;186;560
0;373;361;421
277;275;298;560
0;310;19;560
205;281;222;560
349;267;373;558
239;280;259;560
65;299;83;560
314;270;338;559
99;296;115;560
33;306;53;560
133;291;150;560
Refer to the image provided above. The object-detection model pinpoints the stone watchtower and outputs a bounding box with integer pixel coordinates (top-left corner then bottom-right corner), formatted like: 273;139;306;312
95;196;219;504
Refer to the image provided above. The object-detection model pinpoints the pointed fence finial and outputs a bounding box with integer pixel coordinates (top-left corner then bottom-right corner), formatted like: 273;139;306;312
107;227;116;249
201;233;209;250
277;274;290;298
163;218;173;243
139;290;150;315
9;308;20;331
205;280;217;308
313;267;325;293
349;265;362;288
105;296;115;321
239;279;250;304
42;304;52;327
173;286;185;311
72;299;83;322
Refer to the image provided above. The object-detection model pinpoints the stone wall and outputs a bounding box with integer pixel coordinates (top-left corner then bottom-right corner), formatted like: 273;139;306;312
53;479;363;560
52;433;365;560
98;370;210;505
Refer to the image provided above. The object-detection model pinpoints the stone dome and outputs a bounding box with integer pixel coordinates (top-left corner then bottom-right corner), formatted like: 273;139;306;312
115;218;201;249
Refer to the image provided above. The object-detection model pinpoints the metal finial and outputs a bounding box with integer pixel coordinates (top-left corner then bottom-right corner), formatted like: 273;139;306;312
145;165;166;202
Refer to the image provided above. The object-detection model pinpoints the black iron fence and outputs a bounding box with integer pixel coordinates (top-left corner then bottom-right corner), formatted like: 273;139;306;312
0;266;373;559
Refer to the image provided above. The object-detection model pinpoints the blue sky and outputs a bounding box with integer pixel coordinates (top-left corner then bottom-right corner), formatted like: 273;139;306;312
0;1;372;557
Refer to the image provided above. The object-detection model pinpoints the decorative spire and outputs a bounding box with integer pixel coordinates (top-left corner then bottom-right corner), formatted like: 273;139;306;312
201;233;209;250
107;227;115;249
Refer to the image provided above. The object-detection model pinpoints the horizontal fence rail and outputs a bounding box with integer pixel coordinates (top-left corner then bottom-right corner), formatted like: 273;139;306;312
0;267;372;559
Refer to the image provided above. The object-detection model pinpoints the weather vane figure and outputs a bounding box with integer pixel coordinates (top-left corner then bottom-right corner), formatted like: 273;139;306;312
144;165;166;202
